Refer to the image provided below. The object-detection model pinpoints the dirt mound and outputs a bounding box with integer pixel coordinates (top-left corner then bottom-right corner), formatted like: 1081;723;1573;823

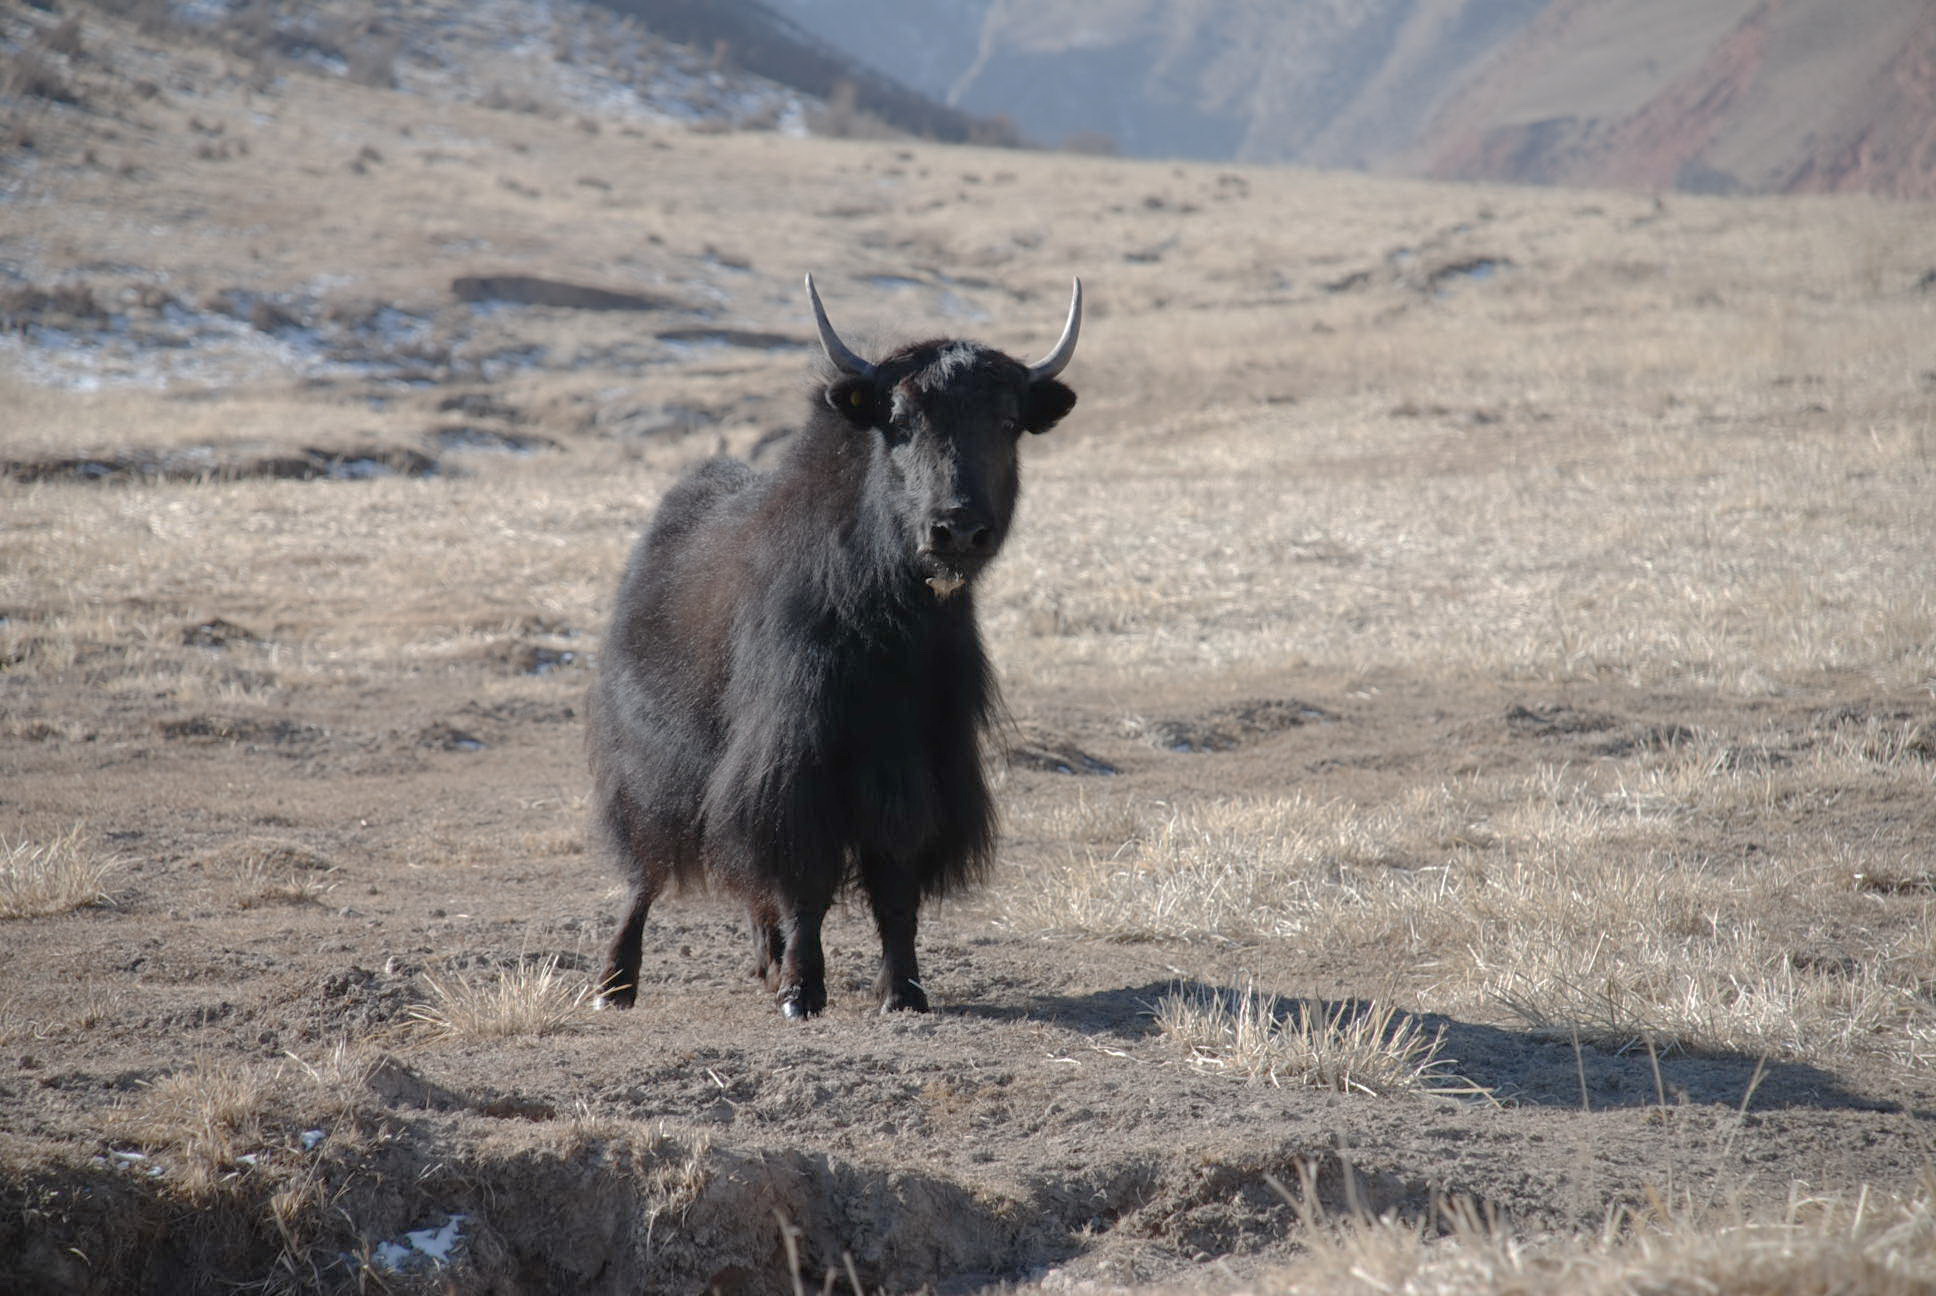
450;275;687;312
1005;725;1120;776
1129;699;1334;754
5;445;438;485
0;1106;1463;1296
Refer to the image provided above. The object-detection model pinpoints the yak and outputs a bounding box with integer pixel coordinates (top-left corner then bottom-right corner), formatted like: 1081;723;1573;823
587;274;1081;1018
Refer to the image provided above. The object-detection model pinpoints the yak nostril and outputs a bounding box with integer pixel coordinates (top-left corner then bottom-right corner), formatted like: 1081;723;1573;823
928;517;992;554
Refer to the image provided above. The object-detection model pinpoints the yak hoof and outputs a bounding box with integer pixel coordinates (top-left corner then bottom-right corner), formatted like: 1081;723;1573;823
778;988;825;1020
597;977;638;1010
880;982;930;1014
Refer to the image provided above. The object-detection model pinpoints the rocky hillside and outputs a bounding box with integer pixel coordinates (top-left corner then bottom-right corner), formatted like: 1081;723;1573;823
1404;0;1936;198
0;0;999;148
778;0;1936;198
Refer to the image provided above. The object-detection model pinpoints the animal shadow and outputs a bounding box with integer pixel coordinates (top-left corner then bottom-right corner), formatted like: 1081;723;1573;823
953;981;1910;1114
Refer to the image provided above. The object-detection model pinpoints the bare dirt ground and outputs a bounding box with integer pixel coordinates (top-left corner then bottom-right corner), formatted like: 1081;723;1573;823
4;6;1936;1293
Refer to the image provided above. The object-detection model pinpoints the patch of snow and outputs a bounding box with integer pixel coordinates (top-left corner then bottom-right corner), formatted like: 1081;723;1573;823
0;295;459;392
97;1149;167;1178
372;1213;470;1273
301;1128;328;1149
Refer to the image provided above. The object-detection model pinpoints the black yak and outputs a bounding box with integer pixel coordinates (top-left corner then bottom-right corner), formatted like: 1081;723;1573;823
588;274;1081;1018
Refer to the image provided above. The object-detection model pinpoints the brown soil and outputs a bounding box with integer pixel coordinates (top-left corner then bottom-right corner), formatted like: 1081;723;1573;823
5;664;1932;1292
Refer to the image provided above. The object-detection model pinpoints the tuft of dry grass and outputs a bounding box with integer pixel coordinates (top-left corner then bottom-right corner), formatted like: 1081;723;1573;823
121;1060;283;1200
0;978;113;1047
0;824;115;919
406;956;593;1041
1153;980;1481;1098
199;839;337;909
1234;1177;1936;1296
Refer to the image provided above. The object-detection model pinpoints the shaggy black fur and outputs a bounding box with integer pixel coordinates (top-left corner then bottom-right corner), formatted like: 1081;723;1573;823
588;336;1077;1018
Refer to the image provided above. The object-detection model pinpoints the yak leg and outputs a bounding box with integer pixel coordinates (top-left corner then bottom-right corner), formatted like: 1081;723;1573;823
597;877;658;1009
776;892;832;1020
747;899;785;989
861;856;928;1013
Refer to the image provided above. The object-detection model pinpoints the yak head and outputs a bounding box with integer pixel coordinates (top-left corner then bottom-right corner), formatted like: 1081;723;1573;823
807;274;1080;599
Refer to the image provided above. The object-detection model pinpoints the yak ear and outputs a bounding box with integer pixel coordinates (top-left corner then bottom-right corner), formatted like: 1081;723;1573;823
1022;379;1076;434
824;375;884;429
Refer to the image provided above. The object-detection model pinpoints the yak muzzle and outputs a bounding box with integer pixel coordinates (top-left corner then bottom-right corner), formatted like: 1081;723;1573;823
919;511;993;600
926;512;993;557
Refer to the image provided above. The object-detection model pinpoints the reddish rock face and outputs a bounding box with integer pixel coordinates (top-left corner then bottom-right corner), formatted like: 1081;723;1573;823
1412;0;1936;199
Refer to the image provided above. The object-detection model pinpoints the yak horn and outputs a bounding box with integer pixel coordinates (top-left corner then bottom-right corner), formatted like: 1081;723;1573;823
1026;278;1082;381
805;273;876;379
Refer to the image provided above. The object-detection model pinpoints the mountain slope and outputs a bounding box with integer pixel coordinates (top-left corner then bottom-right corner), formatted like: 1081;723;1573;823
1405;0;1936;198
779;0;1936;197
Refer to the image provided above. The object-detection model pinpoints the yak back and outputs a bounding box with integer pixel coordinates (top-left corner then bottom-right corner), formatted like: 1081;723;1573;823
589;410;999;905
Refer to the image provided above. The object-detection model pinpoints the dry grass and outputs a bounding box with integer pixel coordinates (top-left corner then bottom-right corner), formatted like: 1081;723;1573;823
1223;1177;1936;1296
0;824;115;918
999;739;1936;1067
0;978;113;1047
199;840;338;909
1153;980;1480;1098
123;1062;283;1198
406;956;593;1041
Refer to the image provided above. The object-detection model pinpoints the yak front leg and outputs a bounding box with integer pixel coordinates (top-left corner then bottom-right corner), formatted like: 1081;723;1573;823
862;856;928;1013
775;895;831;1020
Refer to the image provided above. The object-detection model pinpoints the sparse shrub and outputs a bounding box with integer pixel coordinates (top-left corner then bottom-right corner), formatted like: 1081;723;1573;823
0;824;114;919
126;1063;278;1198
200;839;336;909
407;956;591;1041
119;1050;386;1208
807;78;898;141
1154;979;1479;1098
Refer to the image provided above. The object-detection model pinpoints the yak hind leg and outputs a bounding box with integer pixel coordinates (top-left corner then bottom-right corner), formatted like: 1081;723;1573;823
747;899;784;989
861;855;928;1013
597;876;660;1009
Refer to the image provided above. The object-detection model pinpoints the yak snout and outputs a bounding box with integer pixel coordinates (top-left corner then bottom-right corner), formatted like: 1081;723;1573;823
926;509;994;558
918;507;996;600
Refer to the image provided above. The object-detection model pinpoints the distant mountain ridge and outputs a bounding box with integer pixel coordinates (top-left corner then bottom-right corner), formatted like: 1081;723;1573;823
776;0;1936;198
591;0;1020;144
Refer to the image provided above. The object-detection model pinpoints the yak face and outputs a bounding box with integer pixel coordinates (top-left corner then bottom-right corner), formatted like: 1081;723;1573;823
806;273;1082;599
824;341;1076;595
